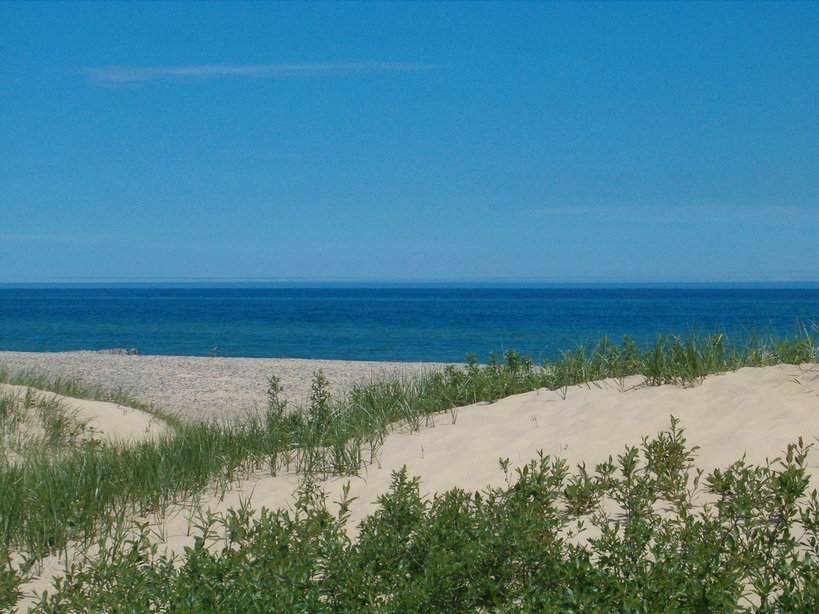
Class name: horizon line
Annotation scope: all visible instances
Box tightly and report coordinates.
[2,279,819,289]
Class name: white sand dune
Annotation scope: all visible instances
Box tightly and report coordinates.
[182,363,819,533]
[14,362,819,609]
[0,383,168,446]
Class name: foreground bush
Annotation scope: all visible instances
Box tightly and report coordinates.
[29,420,819,613]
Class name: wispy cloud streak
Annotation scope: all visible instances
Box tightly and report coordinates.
[84,62,435,84]
[531,203,818,224]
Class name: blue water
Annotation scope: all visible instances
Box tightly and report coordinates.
[1,285,818,363]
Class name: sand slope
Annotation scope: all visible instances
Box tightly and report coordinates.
[203,364,819,529]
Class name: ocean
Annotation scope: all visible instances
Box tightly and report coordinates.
[1,285,818,363]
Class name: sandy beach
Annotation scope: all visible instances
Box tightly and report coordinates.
[3,352,819,608]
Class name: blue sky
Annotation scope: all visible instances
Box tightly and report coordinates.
[1,1,817,283]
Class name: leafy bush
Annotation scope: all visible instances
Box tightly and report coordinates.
[0,546,21,612]
[30,421,819,613]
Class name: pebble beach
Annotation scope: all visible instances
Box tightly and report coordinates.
[0,350,449,423]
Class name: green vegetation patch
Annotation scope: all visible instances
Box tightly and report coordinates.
[0,387,90,466]
[29,420,819,613]
[0,330,817,611]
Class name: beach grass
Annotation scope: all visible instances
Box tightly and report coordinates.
[0,365,182,430]
[0,329,818,610]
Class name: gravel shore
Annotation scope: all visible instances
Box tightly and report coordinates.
[0,351,449,423]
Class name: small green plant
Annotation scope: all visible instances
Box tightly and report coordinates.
[265,374,288,419]
[308,369,332,427]
[0,545,22,611]
[563,462,602,515]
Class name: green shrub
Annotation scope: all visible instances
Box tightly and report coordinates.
[30,421,819,613]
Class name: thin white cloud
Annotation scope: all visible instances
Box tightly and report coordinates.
[531,203,818,224]
[84,61,435,84]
